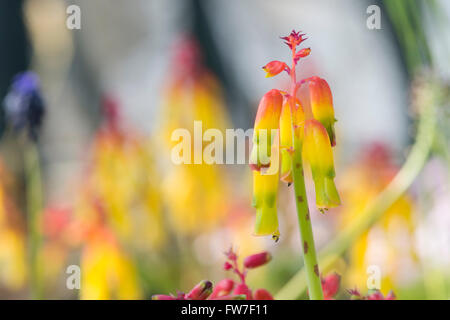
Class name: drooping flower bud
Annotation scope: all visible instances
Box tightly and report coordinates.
[185,280,213,300]
[243,252,272,269]
[233,283,252,300]
[262,61,288,78]
[308,77,336,146]
[250,89,283,171]
[279,99,305,183]
[302,120,340,209]
[294,48,311,64]
[210,279,235,299]
[253,288,274,300]
[321,273,341,300]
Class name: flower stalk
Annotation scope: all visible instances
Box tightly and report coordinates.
[24,141,44,299]
[288,38,324,300]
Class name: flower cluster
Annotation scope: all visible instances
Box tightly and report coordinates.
[348,288,396,300]
[152,248,274,300]
[250,31,340,239]
[321,272,396,300]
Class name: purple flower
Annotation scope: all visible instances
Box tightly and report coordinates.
[3,71,45,141]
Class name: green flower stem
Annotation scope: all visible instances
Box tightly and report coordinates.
[276,89,437,300]
[291,136,324,300]
[24,141,44,299]
[289,43,323,300]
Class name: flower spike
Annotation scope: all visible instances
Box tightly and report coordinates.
[302,119,340,209]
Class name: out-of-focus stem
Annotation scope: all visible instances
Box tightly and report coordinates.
[289,45,323,300]
[277,85,437,300]
[24,141,44,299]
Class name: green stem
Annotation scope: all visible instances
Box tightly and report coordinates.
[276,80,438,300]
[289,42,323,300]
[24,141,44,299]
[291,136,324,300]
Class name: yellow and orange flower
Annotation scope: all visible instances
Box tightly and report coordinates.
[308,77,336,146]
[302,119,340,209]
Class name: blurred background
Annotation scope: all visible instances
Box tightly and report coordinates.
[0,0,449,299]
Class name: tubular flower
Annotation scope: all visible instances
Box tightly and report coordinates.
[250,89,283,171]
[279,98,305,183]
[262,61,288,78]
[308,76,336,146]
[303,120,341,210]
[250,90,283,238]
[252,170,279,237]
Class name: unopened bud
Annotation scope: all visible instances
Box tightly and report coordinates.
[321,273,340,299]
[253,288,274,300]
[223,261,232,270]
[262,61,288,78]
[210,279,235,299]
[186,280,213,300]
[243,252,272,269]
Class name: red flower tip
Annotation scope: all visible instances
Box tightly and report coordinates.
[253,288,274,300]
[321,273,341,299]
[186,280,213,300]
[233,283,252,300]
[281,30,307,49]
[243,252,272,269]
[210,279,235,299]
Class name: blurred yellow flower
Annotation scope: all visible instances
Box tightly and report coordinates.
[82,96,165,250]
[80,227,141,299]
[160,38,231,235]
[0,160,27,291]
[338,144,417,294]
